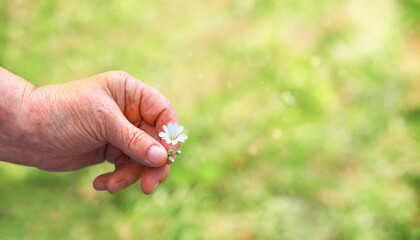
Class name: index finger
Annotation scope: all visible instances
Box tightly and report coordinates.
[139,85,179,135]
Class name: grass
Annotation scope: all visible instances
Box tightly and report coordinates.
[1,0,420,239]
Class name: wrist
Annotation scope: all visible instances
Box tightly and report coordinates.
[0,68,37,166]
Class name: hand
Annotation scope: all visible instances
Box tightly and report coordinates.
[0,69,179,194]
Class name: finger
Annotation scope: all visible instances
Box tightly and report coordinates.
[97,71,143,124]
[140,84,178,129]
[106,112,168,167]
[107,156,146,194]
[96,71,180,167]
[98,70,178,131]
[135,116,183,163]
[162,141,181,151]
[104,144,124,164]
[93,172,113,191]
[93,155,131,192]
[138,109,181,162]
[139,120,159,140]
[141,165,170,195]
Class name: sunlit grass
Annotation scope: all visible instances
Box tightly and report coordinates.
[1,0,420,239]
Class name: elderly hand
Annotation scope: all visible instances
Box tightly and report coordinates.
[0,68,179,194]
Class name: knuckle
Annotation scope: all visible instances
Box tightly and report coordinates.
[127,130,146,150]
[94,105,114,120]
[93,104,116,140]
[107,70,131,83]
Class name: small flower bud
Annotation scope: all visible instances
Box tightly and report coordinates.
[175,150,182,155]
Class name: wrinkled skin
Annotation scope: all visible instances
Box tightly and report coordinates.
[0,68,180,194]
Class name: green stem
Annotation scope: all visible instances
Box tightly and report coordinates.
[167,145,175,163]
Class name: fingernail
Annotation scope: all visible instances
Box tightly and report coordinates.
[110,180,127,194]
[147,146,167,165]
[152,182,159,193]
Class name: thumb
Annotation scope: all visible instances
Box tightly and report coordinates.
[106,113,168,167]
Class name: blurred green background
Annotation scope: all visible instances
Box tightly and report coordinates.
[1,0,420,239]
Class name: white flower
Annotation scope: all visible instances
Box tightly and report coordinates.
[159,123,188,145]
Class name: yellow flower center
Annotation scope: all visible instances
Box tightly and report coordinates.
[170,136,176,141]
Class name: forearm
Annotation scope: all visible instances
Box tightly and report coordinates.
[0,67,37,166]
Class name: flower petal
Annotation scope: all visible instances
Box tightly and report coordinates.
[175,125,184,137]
[165,138,172,144]
[168,123,174,137]
[159,132,168,139]
[176,134,188,142]
[163,125,169,134]
[171,140,178,145]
